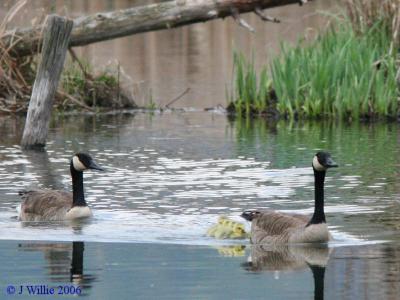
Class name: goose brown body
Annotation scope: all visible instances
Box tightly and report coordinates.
[19,190,74,221]
[249,210,330,244]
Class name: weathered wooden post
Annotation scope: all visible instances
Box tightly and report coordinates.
[21,15,73,149]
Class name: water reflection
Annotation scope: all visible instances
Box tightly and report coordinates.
[243,244,330,300]
[1,241,400,299]
[21,149,63,190]
[0,116,24,146]
[214,245,246,257]
[327,244,400,299]
[18,241,96,291]
[70,242,94,287]
[243,244,330,271]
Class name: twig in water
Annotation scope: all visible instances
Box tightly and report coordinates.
[254,7,280,23]
[165,88,190,108]
[231,7,255,33]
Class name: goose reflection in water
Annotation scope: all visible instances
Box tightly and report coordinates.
[18,242,95,290]
[242,244,331,300]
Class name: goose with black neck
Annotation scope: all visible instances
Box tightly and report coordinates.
[241,151,338,244]
[18,153,104,221]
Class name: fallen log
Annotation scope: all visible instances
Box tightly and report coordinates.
[4,0,306,58]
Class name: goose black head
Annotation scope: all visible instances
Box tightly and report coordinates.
[241,210,261,221]
[72,153,104,172]
[312,152,338,172]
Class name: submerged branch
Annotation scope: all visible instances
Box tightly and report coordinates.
[165,88,191,108]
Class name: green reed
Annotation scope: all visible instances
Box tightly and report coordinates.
[271,19,398,119]
[229,16,399,120]
[228,52,271,116]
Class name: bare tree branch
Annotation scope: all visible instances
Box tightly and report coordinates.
[2,0,310,58]
[254,7,281,23]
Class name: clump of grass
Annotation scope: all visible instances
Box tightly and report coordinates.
[271,18,398,120]
[0,1,137,114]
[146,93,157,110]
[229,8,399,120]
[60,60,135,111]
[227,52,275,117]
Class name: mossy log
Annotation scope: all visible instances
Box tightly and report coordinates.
[4,0,304,58]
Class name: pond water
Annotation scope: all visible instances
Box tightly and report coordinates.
[2,0,400,298]
[0,112,400,299]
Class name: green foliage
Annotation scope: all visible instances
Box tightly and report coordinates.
[271,19,398,119]
[96,73,118,87]
[229,16,399,120]
[61,60,128,109]
[62,61,118,99]
[228,52,272,116]
[146,92,157,110]
[62,63,87,95]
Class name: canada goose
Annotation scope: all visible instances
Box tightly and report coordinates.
[241,151,338,244]
[18,153,103,221]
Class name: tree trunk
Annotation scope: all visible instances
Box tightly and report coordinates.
[21,15,73,149]
[4,0,302,58]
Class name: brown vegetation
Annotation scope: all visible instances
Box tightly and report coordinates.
[344,0,399,50]
[0,1,136,114]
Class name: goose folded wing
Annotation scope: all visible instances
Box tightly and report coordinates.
[20,190,72,215]
[253,211,308,236]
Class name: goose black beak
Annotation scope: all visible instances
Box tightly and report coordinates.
[88,161,104,171]
[325,157,338,168]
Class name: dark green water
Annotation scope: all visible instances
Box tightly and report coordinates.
[0,112,399,299]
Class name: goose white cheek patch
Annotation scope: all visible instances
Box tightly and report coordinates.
[312,156,326,171]
[72,156,86,171]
